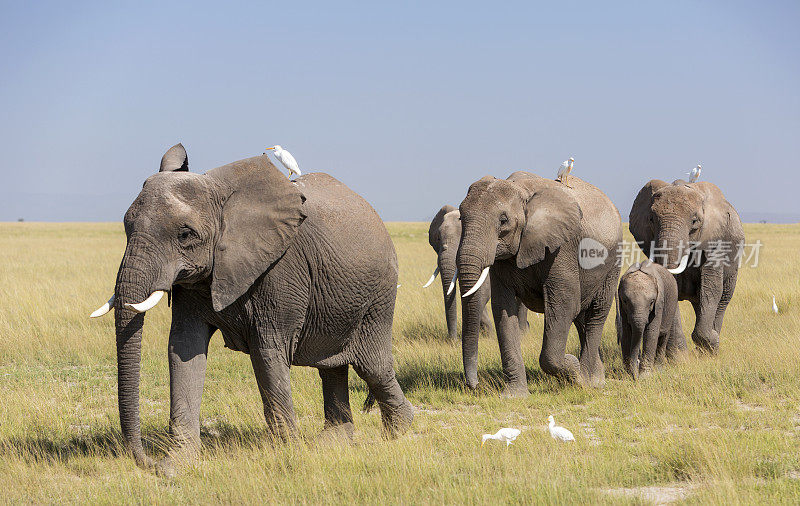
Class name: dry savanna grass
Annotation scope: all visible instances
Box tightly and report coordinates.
[1,222,799,503]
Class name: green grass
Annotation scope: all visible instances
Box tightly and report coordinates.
[1,222,799,503]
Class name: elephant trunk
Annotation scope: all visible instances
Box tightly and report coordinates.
[652,225,690,272]
[115,276,151,467]
[623,321,646,380]
[113,245,163,469]
[456,239,495,389]
[438,253,459,340]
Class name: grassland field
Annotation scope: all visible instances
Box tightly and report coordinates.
[0,222,799,504]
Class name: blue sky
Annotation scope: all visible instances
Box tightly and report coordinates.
[1,0,798,222]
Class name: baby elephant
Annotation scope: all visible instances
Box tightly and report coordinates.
[616,261,687,379]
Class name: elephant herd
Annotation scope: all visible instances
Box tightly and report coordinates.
[90,144,743,473]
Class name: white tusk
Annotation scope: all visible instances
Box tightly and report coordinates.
[462,267,490,298]
[89,295,115,318]
[667,254,689,274]
[422,266,440,288]
[124,290,166,313]
[446,268,458,295]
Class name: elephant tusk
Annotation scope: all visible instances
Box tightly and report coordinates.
[422,266,440,288]
[446,268,458,295]
[124,290,166,313]
[462,267,489,298]
[89,295,115,318]
[667,254,689,274]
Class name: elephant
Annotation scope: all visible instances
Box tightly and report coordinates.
[616,260,687,379]
[629,179,744,353]
[90,144,413,472]
[425,205,528,340]
[455,172,622,393]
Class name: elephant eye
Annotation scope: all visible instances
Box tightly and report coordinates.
[178,226,197,243]
[499,214,509,226]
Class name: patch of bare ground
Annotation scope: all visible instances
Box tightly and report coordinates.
[604,483,696,505]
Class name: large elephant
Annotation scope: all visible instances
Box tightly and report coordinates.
[456,172,622,393]
[629,179,744,353]
[425,205,528,340]
[91,144,413,472]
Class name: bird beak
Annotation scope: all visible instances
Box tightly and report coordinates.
[265,147,275,150]
[481,440,485,447]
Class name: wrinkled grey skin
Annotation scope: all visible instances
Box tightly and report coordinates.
[629,179,744,353]
[616,261,687,379]
[456,172,622,394]
[428,205,528,340]
[111,144,412,473]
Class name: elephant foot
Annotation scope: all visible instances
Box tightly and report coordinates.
[155,457,178,478]
[691,329,720,355]
[578,355,606,388]
[666,347,690,363]
[318,422,354,444]
[541,353,581,384]
[500,382,530,398]
[381,399,414,439]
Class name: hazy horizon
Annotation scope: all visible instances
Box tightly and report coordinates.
[1,1,798,224]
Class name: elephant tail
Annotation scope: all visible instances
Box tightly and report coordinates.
[362,391,376,413]
[615,290,622,345]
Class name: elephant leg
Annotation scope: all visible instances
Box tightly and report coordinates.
[250,347,297,441]
[713,268,738,335]
[160,300,214,475]
[666,305,688,360]
[638,313,663,379]
[353,308,412,438]
[489,275,528,397]
[516,301,529,334]
[318,365,354,439]
[539,282,582,384]
[352,360,413,439]
[690,263,723,353]
[574,269,616,386]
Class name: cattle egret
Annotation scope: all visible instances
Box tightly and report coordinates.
[547,415,575,442]
[481,428,521,448]
[687,164,701,183]
[265,145,302,178]
[557,157,574,187]
[772,295,779,314]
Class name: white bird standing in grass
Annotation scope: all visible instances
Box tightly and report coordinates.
[265,145,302,178]
[547,415,575,442]
[557,157,574,188]
[481,428,521,448]
[687,164,701,183]
[772,295,779,314]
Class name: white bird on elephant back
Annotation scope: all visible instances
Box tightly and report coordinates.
[265,145,302,178]
[687,164,701,183]
[556,157,574,188]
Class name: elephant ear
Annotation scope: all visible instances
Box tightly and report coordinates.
[515,183,582,269]
[206,155,306,311]
[429,205,456,249]
[160,143,189,172]
[692,182,743,247]
[629,179,668,256]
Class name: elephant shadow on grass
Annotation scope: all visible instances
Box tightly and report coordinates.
[392,361,560,397]
[1,422,270,465]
